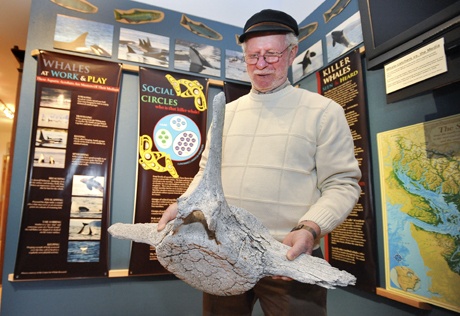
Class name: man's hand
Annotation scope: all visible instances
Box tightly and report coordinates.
[283,221,320,260]
[272,221,321,281]
[157,202,178,231]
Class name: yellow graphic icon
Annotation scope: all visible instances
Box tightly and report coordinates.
[138,134,179,178]
[166,74,207,111]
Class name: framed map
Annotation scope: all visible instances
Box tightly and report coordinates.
[377,114,460,313]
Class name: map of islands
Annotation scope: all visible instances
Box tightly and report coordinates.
[377,114,460,313]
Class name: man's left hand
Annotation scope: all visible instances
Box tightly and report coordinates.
[272,221,320,281]
[283,221,320,260]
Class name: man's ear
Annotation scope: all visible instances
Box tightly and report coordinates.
[288,45,299,65]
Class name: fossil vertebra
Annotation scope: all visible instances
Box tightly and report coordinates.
[109,92,356,296]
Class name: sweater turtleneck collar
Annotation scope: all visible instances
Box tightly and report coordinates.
[248,82,293,103]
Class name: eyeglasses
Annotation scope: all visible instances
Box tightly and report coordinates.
[244,45,292,65]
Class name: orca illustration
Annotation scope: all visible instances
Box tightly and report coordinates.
[36,130,63,146]
[79,206,90,212]
[126,39,169,62]
[138,37,155,52]
[126,45,137,54]
[88,44,110,57]
[331,30,351,48]
[189,46,217,73]
[298,50,317,74]
[80,176,104,193]
[77,221,101,236]
[54,32,110,57]
[54,32,88,51]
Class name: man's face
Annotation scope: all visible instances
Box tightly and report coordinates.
[244,33,297,93]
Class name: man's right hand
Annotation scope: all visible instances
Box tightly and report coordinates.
[157,202,178,231]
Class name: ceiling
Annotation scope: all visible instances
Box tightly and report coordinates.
[0,0,323,130]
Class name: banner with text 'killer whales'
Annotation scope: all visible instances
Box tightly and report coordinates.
[14,50,122,280]
[129,68,209,275]
[317,49,378,292]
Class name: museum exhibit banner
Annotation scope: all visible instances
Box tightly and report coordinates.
[317,49,378,292]
[14,50,122,280]
[377,114,460,313]
[129,68,209,275]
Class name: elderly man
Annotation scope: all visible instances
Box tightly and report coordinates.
[159,9,361,316]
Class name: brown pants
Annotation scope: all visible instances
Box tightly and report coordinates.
[203,249,327,316]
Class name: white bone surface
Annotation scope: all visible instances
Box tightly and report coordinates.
[109,92,356,295]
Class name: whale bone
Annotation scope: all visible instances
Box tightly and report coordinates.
[109,92,356,295]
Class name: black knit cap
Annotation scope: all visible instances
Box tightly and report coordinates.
[238,9,299,43]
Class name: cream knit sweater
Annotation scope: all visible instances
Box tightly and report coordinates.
[183,85,361,242]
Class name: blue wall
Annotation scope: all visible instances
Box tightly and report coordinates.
[2,0,459,315]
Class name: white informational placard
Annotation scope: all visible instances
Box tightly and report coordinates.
[384,38,447,94]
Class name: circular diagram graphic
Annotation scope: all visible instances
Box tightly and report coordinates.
[153,114,201,161]
[173,131,199,157]
[170,115,187,131]
[154,128,173,149]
